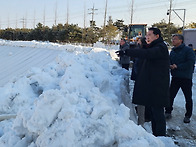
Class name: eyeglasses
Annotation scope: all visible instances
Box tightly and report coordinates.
[171,38,180,41]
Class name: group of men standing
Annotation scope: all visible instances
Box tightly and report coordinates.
[116,28,195,137]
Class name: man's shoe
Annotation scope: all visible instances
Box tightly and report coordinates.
[183,116,190,123]
[165,113,172,119]
[145,118,151,122]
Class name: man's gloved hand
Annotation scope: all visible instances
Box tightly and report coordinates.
[115,50,126,56]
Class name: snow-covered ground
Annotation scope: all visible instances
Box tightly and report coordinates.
[0,40,194,147]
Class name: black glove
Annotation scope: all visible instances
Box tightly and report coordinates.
[115,50,126,56]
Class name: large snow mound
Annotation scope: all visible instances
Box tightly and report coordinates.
[0,40,176,147]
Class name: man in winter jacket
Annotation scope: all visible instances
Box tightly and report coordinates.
[116,28,170,136]
[165,34,195,123]
[118,39,130,70]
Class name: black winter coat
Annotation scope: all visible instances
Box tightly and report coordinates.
[126,37,170,107]
[130,57,143,81]
[119,43,130,64]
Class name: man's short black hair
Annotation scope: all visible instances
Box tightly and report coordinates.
[172,34,184,43]
[148,27,162,37]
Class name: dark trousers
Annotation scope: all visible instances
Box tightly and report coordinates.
[145,106,151,121]
[122,64,129,70]
[150,106,166,136]
[165,77,193,118]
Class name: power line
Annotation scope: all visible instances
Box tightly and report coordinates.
[88,4,98,27]
[20,17,25,29]
[1,0,195,29]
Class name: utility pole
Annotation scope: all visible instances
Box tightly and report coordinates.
[54,1,57,26]
[7,15,10,28]
[66,0,69,25]
[84,1,86,28]
[88,4,98,46]
[128,0,134,41]
[34,10,36,28]
[43,6,46,26]
[82,1,86,43]
[103,0,108,28]
[167,0,186,36]
[167,0,172,42]
[183,9,186,34]
[15,14,18,28]
[103,0,108,42]
[88,4,98,27]
[25,12,27,28]
[130,0,134,25]
[21,17,25,29]
[170,9,186,35]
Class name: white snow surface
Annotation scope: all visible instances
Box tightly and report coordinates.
[0,40,178,147]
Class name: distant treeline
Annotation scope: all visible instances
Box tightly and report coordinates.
[1,20,195,45]
[0,23,102,44]
[0,21,122,44]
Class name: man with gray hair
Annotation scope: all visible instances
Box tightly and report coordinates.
[165,34,195,123]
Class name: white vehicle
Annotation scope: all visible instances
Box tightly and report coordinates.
[184,28,196,48]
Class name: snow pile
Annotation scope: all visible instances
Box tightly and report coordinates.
[93,42,119,50]
[0,42,176,147]
[0,39,93,53]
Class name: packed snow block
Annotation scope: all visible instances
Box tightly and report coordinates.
[120,73,137,124]
[26,90,64,134]
[30,81,43,96]
[91,101,112,119]
[0,114,16,121]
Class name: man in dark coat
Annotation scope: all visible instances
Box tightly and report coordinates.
[119,39,130,70]
[116,28,170,136]
[165,34,195,123]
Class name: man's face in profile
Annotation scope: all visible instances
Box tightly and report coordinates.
[146,30,159,44]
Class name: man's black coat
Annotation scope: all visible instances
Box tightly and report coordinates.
[127,37,170,107]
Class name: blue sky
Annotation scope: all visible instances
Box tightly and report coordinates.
[0,0,195,29]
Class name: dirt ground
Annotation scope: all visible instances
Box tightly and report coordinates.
[127,77,196,147]
[165,105,196,147]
